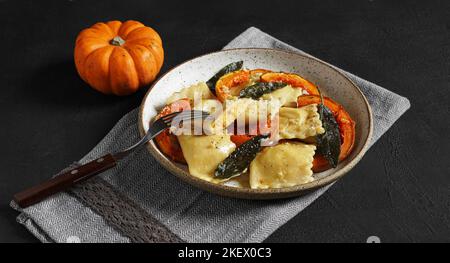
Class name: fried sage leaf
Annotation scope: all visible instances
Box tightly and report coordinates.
[316,104,341,168]
[206,61,244,94]
[215,134,269,179]
[238,82,287,99]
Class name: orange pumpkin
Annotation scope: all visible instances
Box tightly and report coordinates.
[215,70,250,102]
[229,116,272,147]
[74,20,164,95]
[154,99,191,163]
[215,69,272,102]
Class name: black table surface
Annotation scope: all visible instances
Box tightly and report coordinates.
[1,0,448,243]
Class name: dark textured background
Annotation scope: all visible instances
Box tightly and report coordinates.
[0,0,449,243]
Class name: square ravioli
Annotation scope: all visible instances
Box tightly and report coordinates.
[178,134,236,183]
[250,142,316,189]
[166,82,215,104]
[261,85,303,107]
[278,104,325,139]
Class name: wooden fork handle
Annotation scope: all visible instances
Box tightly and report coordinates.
[13,154,117,208]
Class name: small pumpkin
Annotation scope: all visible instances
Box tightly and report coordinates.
[74,20,164,95]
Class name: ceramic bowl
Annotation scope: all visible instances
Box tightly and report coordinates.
[139,48,373,199]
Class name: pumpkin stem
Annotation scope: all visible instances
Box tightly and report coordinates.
[110,36,125,46]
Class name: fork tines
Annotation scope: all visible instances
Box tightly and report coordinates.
[161,110,209,126]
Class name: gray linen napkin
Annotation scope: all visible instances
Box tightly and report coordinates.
[11,27,410,243]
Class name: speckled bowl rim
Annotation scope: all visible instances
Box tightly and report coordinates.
[138,48,373,199]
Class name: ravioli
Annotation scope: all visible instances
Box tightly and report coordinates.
[249,142,316,189]
[262,85,303,107]
[166,82,215,104]
[191,98,279,136]
[200,98,254,134]
[193,99,222,114]
[278,104,325,140]
[178,134,236,182]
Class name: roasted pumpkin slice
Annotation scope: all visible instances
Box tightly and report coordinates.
[261,72,320,96]
[250,69,271,75]
[297,95,356,172]
[215,70,250,102]
[206,61,243,94]
[154,98,191,163]
[230,134,254,148]
[249,68,271,82]
[229,117,272,147]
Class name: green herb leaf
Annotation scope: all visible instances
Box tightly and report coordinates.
[206,61,244,95]
[316,104,341,168]
[238,82,287,99]
[215,134,269,179]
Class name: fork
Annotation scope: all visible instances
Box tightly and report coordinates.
[13,110,209,208]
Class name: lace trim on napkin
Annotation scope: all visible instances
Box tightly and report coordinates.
[64,163,183,243]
